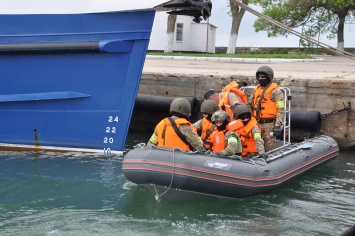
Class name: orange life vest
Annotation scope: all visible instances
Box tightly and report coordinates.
[235,117,261,156]
[226,119,244,132]
[251,83,279,119]
[155,117,191,151]
[201,117,216,150]
[219,81,247,120]
[210,130,226,153]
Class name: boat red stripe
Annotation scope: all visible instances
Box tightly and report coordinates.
[123,151,338,187]
[123,148,339,183]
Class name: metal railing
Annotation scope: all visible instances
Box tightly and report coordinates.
[240,86,292,151]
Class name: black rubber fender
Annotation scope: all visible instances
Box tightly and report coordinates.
[134,94,200,115]
[340,223,355,236]
[290,110,321,131]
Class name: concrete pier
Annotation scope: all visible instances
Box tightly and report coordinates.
[134,55,355,150]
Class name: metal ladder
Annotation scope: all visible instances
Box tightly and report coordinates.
[240,86,292,160]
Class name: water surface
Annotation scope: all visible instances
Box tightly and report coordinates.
[0,131,354,236]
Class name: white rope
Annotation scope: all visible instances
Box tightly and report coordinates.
[233,0,355,61]
[154,147,177,203]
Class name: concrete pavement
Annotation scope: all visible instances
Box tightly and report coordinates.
[143,55,355,80]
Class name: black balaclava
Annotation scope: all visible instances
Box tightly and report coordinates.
[238,113,251,126]
[257,72,270,87]
[242,119,249,126]
[216,120,228,131]
[206,114,212,121]
[242,116,251,126]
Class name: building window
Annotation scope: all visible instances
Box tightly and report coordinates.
[176,23,183,42]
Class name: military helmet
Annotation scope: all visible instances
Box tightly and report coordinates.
[200,100,219,115]
[233,105,251,120]
[211,110,230,123]
[256,66,274,81]
[170,98,191,117]
[203,89,216,100]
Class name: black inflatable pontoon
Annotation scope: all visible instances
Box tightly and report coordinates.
[123,87,339,202]
[122,135,339,202]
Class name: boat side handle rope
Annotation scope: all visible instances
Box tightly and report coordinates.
[154,147,177,203]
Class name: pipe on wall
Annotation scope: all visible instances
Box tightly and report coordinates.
[134,94,200,115]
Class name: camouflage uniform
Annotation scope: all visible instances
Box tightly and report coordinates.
[221,130,243,156]
[250,85,285,152]
[251,125,266,155]
[148,116,205,152]
[149,97,205,152]
[192,119,202,130]
[210,110,242,156]
[264,87,284,152]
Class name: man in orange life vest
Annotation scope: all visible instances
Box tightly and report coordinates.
[193,100,219,150]
[203,81,247,121]
[148,98,205,152]
[210,110,242,156]
[231,105,268,159]
[250,66,285,152]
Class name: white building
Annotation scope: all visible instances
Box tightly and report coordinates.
[148,12,217,53]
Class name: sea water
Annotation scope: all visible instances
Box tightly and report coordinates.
[0,131,354,236]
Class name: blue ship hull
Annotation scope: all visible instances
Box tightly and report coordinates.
[0,11,155,155]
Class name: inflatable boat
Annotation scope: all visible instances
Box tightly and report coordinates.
[122,135,339,202]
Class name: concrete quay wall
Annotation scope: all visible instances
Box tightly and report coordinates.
[133,56,355,150]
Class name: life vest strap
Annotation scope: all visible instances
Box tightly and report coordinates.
[167,117,191,148]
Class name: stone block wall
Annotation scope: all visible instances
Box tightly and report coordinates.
[134,73,355,149]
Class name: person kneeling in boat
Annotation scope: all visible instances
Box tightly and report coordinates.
[148,98,205,152]
[193,100,219,150]
[210,110,242,156]
[230,105,268,159]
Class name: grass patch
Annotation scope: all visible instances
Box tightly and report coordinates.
[147,52,312,59]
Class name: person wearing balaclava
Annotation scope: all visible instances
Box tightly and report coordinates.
[209,110,242,156]
[250,66,285,152]
[230,105,267,159]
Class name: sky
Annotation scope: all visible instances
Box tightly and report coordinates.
[0,0,353,48]
[209,0,355,48]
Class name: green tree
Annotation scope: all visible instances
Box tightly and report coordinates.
[251,0,355,51]
[227,0,249,54]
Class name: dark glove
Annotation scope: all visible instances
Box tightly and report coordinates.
[272,125,283,138]
[260,153,269,160]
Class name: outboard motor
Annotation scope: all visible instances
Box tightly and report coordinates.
[154,0,212,23]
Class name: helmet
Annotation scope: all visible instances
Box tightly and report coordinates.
[200,100,219,115]
[211,110,230,123]
[233,105,251,120]
[256,66,274,81]
[203,89,216,100]
[170,98,191,117]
